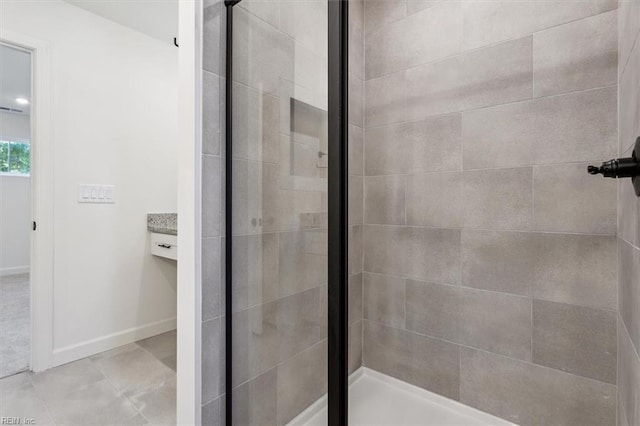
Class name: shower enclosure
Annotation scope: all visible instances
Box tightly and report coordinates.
[212,0,627,425]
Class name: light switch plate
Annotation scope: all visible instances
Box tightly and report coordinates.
[78,184,115,204]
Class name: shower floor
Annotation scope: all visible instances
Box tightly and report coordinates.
[288,368,515,426]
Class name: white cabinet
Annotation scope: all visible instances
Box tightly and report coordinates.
[150,232,177,260]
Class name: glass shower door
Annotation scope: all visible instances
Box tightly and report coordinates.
[226,1,331,424]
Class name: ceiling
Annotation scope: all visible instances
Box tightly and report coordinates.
[64,0,178,44]
[0,44,31,116]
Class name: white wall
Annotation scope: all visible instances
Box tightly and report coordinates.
[0,111,31,275]
[1,0,178,364]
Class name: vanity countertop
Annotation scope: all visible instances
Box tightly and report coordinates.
[147,213,177,236]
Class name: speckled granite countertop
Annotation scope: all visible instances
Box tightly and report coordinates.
[147,213,177,235]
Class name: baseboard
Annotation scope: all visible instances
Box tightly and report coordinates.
[51,317,176,367]
[0,266,29,276]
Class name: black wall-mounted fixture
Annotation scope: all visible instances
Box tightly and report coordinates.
[588,137,640,197]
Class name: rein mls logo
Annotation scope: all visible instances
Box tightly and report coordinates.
[1,418,35,425]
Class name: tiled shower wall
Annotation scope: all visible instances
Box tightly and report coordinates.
[361,1,620,425]
[200,0,365,424]
[617,2,640,426]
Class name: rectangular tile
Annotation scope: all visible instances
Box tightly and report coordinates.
[349,73,364,127]
[532,233,617,310]
[364,114,462,176]
[406,37,532,120]
[350,175,364,225]
[363,273,405,328]
[231,233,279,312]
[349,225,363,275]
[407,171,463,228]
[619,37,640,156]
[365,72,406,127]
[533,11,618,97]
[231,303,278,387]
[349,320,363,375]
[619,0,640,79]
[363,321,460,400]
[463,0,618,51]
[533,300,616,384]
[203,71,220,155]
[406,280,462,342]
[349,273,364,325]
[364,226,461,284]
[364,175,406,225]
[349,0,365,81]
[533,162,617,234]
[463,87,617,169]
[463,231,617,308]
[277,341,327,425]
[618,172,640,247]
[203,0,222,74]
[463,168,533,231]
[364,0,406,35]
[460,347,617,426]
[365,17,406,79]
[279,0,327,58]
[203,155,221,237]
[278,230,327,297]
[277,288,323,362]
[459,288,532,361]
[619,239,640,353]
[618,317,640,426]
[232,369,277,426]
[203,237,221,321]
[231,160,280,235]
[404,1,462,69]
[349,124,364,176]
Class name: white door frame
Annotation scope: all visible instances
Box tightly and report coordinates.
[0,30,54,372]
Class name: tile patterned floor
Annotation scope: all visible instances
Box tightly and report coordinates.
[0,330,176,425]
[0,273,30,378]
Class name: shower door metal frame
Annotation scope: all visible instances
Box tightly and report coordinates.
[223,0,348,424]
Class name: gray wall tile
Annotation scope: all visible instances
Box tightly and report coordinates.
[203,237,222,321]
[619,239,640,353]
[349,74,364,127]
[231,233,279,313]
[618,174,639,247]
[406,37,532,120]
[365,72,406,127]
[277,341,327,426]
[533,11,618,98]
[363,321,460,400]
[462,231,617,308]
[202,397,221,426]
[460,347,617,426]
[277,288,323,362]
[365,18,406,79]
[349,125,364,176]
[459,288,532,362]
[349,320,363,375]
[203,71,221,155]
[618,317,640,426]
[618,0,640,78]
[349,273,364,326]
[364,0,406,36]
[619,38,640,155]
[231,160,279,235]
[406,280,462,342]
[463,0,618,51]
[349,175,364,225]
[232,369,277,426]
[364,114,462,176]
[232,303,278,387]
[349,225,363,275]
[363,273,405,328]
[404,2,462,70]
[202,318,223,403]
[364,175,406,225]
[533,300,617,384]
[463,87,617,169]
[203,0,223,74]
[203,155,222,238]
[533,162,617,234]
[407,171,463,228]
[463,168,533,231]
[532,233,617,310]
[278,230,327,297]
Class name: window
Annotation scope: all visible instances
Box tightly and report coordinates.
[0,140,30,175]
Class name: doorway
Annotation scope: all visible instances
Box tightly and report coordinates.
[0,42,32,379]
